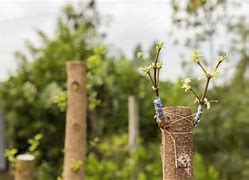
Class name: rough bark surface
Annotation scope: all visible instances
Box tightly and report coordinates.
[128,95,139,151]
[63,61,87,180]
[157,106,194,180]
[15,154,35,180]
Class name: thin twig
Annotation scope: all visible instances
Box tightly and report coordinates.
[147,72,156,87]
[147,72,159,97]
[215,61,222,69]
[156,68,160,87]
[200,76,211,104]
[190,88,201,102]
[153,48,161,97]
[197,62,208,75]
[154,48,161,65]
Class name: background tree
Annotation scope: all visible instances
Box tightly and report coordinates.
[0,3,101,178]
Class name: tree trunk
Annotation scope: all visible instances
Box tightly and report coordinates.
[63,61,87,180]
[128,95,139,151]
[15,154,35,180]
[157,106,194,180]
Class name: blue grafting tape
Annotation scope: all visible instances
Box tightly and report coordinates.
[154,97,165,120]
[194,104,203,125]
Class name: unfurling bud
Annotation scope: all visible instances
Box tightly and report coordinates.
[191,49,202,63]
[156,41,165,50]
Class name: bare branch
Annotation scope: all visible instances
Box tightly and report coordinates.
[197,62,208,75]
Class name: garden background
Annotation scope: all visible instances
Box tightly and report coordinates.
[0,0,249,179]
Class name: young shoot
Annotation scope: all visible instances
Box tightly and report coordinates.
[138,41,165,97]
[182,50,227,110]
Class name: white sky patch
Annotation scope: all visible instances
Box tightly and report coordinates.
[0,0,183,81]
[0,0,246,82]
[0,2,26,20]
[0,1,64,80]
[97,0,186,81]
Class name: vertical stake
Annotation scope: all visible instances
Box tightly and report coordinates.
[15,154,35,180]
[63,61,87,180]
[128,95,139,151]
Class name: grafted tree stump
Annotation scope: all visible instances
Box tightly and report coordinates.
[157,106,194,180]
[15,154,35,180]
[63,61,87,180]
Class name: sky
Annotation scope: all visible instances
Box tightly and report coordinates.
[0,1,64,80]
[0,0,190,81]
[0,1,246,85]
[1,0,246,82]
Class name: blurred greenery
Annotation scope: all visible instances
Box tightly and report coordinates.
[0,1,249,180]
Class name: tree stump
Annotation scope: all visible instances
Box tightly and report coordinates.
[157,106,194,180]
[15,154,35,180]
[128,95,139,151]
[63,61,87,180]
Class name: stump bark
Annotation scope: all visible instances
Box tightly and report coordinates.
[15,154,35,180]
[158,106,194,180]
[63,61,87,180]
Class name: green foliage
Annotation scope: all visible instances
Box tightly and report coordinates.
[0,3,99,178]
[40,82,65,110]
[0,3,151,178]
[71,160,83,172]
[194,82,249,179]
[86,45,108,111]
[86,134,162,180]
[38,161,62,180]
[170,1,249,178]
[86,135,220,180]
[5,149,18,168]
[194,153,219,180]
[53,91,67,112]
[28,133,43,156]
[5,133,43,170]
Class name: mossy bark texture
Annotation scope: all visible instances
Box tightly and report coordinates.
[158,106,194,180]
[63,61,87,180]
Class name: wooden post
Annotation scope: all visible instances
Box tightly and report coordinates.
[128,95,139,151]
[15,154,35,180]
[63,61,87,180]
[0,112,6,171]
[157,106,194,180]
